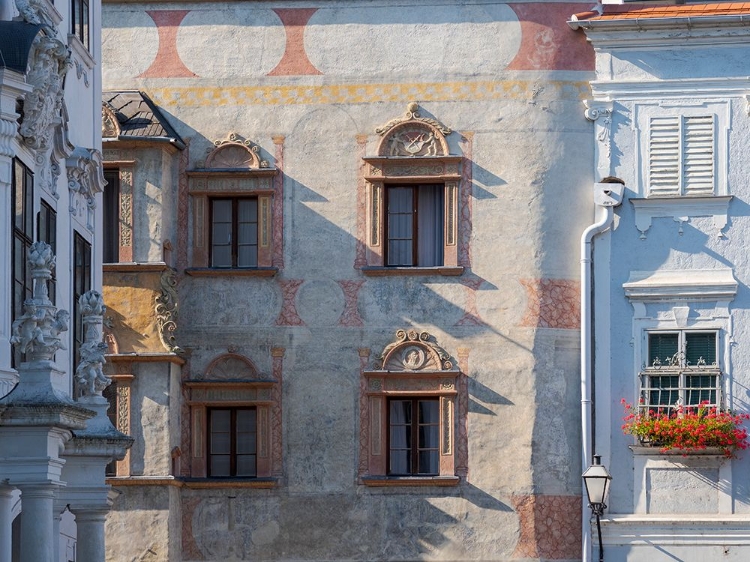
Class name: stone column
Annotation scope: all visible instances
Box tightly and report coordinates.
[0,485,14,562]
[72,509,108,562]
[18,485,56,562]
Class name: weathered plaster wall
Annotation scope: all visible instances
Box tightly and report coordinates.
[102,1,596,560]
[103,271,163,353]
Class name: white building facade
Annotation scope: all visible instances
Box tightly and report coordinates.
[0,0,130,560]
[573,4,750,562]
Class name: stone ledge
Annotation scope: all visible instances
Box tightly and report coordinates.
[360,476,460,487]
[185,267,278,278]
[361,266,464,277]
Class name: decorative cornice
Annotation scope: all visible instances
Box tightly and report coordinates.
[630,196,732,239]
[376,102,451,136]
[623,268,738,302]
[66,147,105,229]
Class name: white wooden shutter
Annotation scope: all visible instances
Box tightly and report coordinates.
[682,115,715,196]
[648,114,715,197]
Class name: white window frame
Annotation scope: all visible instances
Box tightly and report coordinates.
[639,329,722,414]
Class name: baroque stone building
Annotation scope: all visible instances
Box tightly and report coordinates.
[99,1,750,561]
[0,0,131,559]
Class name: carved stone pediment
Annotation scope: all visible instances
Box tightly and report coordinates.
[201,353,259,381]
[375,102,452,158]
[204,132,269,169]
[67,147,105,229]
[102,105,121,139]
[20,34,70,151]
[378,329,456,372]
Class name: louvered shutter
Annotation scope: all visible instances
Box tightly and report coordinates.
[648,114,715,196]
[682,115,715,196]
[685,332,717,366]
[648,332,678,367]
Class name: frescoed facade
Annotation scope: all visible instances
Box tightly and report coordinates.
[98,1,750,561]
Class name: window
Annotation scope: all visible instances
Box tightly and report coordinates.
[208,407,257,477]
[360,330,466,485]
[71,0,90,49]
[185,352,282,482]
[386,185,443,267]
[73,233,91,372]
[640,331,721,415]
[210,198,258,268]
[389,398,439,475]
[362,103,463,275]
[38,201,57,303]
[103,169,120,263]
[12,159,33,368]
[186,133,278,275]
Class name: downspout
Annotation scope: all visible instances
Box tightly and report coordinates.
[581,180,624,562]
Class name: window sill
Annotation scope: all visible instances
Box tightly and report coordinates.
[361,266,464,277]
[180,477,278,489]
[629,445,727,458]
[185,267,278,277]
[630,195,732,239]
[68,34,95,69]
[361,476,460,487]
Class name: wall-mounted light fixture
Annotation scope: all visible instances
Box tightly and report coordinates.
[582,454,612,562]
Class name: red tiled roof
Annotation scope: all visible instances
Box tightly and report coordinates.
[573,3,750,22]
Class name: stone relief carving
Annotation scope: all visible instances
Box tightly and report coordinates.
[66,147,105,230]
[20,34,70,151]
[584,99,613,159]
[375,102,452,158]
[75,290,112,398]
[203,354,258,381]
[379,329,455,371]
[102,105,120,138]
[204,132,269,169]
[10,242,69,361]
[74,59,89,87]
[155,267,184,354]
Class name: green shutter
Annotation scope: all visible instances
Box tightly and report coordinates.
[686,332,716,366]
[648,333,678,366]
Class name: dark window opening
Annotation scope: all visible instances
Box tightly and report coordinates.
[210,198,258,268]
[103,170,120,263]
[388,398,439,476]
[208,407,257,477]
[386,185,443,267]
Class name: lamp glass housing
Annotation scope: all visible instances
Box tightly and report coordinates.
[582,456,612,509]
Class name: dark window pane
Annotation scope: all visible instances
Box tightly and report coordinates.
[103,170,120,263]
[211,410,231,431]
[686,332,716,366]
[419,400,439,424]
[389,451,409,475]
[417,185,443,267]
[648,333,678,366]
[210,456,230,477]
[418,451,439,475]
[236,455,256,477]
[390,400,411,424]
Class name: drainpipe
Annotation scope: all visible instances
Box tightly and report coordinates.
[581,179,624,562]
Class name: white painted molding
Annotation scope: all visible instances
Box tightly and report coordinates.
[623,268,738,302]
[591,78,750,101]
[601,515,750,546]
[630,196,732,239]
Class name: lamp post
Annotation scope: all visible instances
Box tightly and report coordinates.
[582,455,612,562]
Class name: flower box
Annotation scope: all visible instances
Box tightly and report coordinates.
[621,399,750,458]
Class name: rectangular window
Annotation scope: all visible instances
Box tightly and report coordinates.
[648,114,715,197]
[208,407,257,477]
[11,159,33,368]
[386,185,444,267]
[641,331,721,415]
[71,0,90,50]
[388,398,440,476]
[73,233,91,371]
[38,201,57,304]
[103,170,120,263]
[210,198,258,268]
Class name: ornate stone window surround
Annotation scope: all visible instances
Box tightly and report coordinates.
[184,354,279,483]
[631,101,731,239]
[362,103,464,276]
[360,330,462,486]
[186,133,278,277]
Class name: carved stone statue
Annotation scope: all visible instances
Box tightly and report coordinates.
[75,290,113,399]
[10,242,69,361]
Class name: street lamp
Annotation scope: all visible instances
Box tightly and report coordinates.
[582,455,612,562]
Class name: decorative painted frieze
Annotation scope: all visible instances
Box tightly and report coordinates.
[10,242,69,361]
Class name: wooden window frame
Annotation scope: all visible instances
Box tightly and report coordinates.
[207,406,258,478]
[209,197,259,269]
[387,397,440,476]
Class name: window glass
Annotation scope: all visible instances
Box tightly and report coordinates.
[210,198,258,268]
[389,398,439,476]
[208,408,257,477]
[103,170,120,263]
